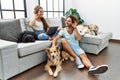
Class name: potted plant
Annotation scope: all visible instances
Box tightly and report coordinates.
[66,8,84,25]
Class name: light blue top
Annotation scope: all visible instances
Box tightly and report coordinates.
[58,28,79,46]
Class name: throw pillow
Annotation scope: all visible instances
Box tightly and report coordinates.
[24,18,34,32]
[0,19,22,42]
[61,17,66,28]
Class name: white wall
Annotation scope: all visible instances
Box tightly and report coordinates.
[72,0,120,39]
[65,0,72,12]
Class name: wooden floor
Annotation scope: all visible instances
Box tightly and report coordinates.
[9,41,120,80]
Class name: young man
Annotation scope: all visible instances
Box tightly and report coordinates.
[52,15,108,75]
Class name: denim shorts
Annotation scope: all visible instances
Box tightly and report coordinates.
[35,30,59,40]
[69,43,85,56]
[58,39,85,56]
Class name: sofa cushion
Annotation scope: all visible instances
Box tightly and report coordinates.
[23,18,34,32]
[46,17,62,28]
[18,40,51,57]
[19,18,26,32]
[61,17,66,28]
[0,19,22,42]
[80,32,113,45]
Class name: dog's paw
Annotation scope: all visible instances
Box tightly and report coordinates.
[53,72,58,77]
[48,70,53,76]
[64,56,69,60]
[69,57,75,61]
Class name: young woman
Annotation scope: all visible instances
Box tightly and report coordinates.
[29,5,59,40]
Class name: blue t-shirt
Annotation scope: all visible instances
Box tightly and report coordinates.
[58,28,79,46]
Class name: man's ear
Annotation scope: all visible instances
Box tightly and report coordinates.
[45,48,50,53]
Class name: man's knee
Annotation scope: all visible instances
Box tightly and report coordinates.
[61,38,67,44]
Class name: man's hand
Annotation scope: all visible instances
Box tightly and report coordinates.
[72,22,77,29]
[51,45,56,49]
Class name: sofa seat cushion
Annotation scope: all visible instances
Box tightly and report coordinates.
[18,40,51,57]
[80,32,113,45]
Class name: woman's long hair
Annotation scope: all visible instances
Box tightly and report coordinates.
[34,5,49,32]
[41,17,48,32]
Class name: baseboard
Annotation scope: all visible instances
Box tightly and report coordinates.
[110,39,120,43]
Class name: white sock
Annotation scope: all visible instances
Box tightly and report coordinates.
[89,66,96,70]
[75,57,83,65]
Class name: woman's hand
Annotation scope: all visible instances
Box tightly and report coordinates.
[34,14,39,19]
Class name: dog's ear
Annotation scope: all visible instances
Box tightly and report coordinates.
[45,48,50,53]
[56,45,60,51]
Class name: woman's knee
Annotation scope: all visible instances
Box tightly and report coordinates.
[38,33,49,40]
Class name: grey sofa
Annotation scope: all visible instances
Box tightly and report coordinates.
[80,32,113,54]
[0,17,112,80]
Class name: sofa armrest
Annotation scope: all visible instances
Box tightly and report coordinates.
[0,39,17,50]
[0,39,19,80]
[80,32,113,45]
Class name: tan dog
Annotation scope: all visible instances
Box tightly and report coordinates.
[45,46,74,77]
[61,50,74,61]
[89,24,99,35]
[77,24,99,36]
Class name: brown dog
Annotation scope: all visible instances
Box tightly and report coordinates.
[45,46,74,77]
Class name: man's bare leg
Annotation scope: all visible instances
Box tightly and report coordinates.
[61,38,108,74]
[79,53,93,68]
[61,38,77,58]
[79,53,108,75]
[61,38,84,68]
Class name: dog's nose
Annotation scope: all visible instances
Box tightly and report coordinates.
[52,55,55,59]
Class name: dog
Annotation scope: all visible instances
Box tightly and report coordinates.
[17,31,37,43]
[77,24,99,36]
[89,24,99,35]
[45,46,74,77]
